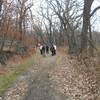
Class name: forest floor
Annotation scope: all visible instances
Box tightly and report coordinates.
[1,49,100,100]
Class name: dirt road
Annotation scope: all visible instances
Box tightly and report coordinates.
[4,53,67,100]
[4,52,100,100]
[25,54,67,100]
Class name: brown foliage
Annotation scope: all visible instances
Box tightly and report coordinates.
[58,46,68,54]
[0,68,7,75]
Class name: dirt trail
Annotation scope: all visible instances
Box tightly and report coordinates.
[3,51,100,100]
[3,53,67,100]
[25,54,67,100]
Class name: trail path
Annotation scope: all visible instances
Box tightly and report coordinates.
[25,54,67,100]
[3,53,67,100]
[3,51,100,100]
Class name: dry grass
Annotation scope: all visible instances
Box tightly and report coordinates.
[0,51,36,96]
[58,46,68,54]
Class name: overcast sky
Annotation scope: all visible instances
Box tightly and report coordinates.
[32,0,100,32]
[92,0,100,32]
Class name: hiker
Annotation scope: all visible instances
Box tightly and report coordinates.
[39,45,43,55]
[53,44,56,55]
[42,45,46,56]
[50,45,56,56]
[46,45,49,54]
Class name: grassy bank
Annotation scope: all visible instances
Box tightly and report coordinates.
[0,55,35,96]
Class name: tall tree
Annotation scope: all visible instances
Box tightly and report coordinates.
[0,0,3,27]
[81,0,94,54]
[46,0,82,53]
[0,0,3,13]
[17,0,33,41]
[81,0,100,56]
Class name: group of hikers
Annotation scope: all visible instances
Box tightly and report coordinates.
[39,44,56,56]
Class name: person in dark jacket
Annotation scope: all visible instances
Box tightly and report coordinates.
[42,45,46,56]
[46,45,49,54]
[50,45,56,56]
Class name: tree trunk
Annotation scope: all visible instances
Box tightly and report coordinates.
[0,35,6,53]
[81,0,94,55]
[9,39,14,51]
[19,19,23,41]
[0,0,3,13]
[0,0,3,27]
[88,20,94,56]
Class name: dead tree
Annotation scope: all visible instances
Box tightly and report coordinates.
[81,0,100,56]
[17,0,33,41]
[81,0,94,55]
[46,0,82,54]
[0,0,3,13]
[38,2,55,45]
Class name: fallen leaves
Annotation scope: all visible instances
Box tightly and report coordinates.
[49,55,100,100]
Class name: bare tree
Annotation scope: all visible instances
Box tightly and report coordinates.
[16,0,33,41]
[81,0,94,55]
[81,0,100,56]
[39,2,55,44]
[46,0,82,53]
[0,0,14,52]
[0,0,3,13]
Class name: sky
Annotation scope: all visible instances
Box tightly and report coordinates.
[92,0,100,32]
[32,0,100,32]
[77,0,100,32]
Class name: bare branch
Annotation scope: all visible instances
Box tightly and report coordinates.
[90,6,100,17]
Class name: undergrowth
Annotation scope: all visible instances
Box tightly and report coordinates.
[0,54,35,96]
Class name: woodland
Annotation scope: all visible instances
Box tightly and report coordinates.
[0,0,100,99]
